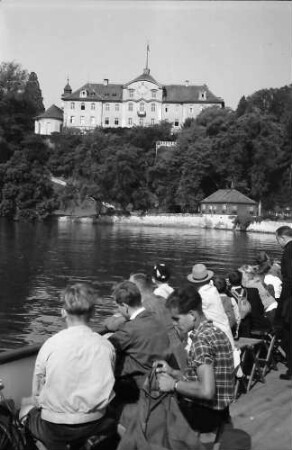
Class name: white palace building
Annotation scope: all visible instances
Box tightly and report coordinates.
[35,57,224,135]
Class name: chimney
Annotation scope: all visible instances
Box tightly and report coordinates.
[103,78,109,86]
[185,80,189,87]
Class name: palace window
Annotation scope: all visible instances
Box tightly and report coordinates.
[128,118,133,126]
[70,102,75,109]
[151,118,155,125]
[91,103,95,110]
[115,104,119,111]
[129,89,134,98]
[128,103,133,111]
[139,102,145,112]
[90,116,96,126]
[174,119,179,127]
[69,116,75,124]
[105,103,110,111]
[139,118,144,126]
[151,103,156,112]
[105,117,109,125]
[165,105,168,113]
[80,116,85,126]
[232,205,238,214]
[190,106,193,114]
[114,118,119,126]
[151,90,157,99]
[81,102,85,110]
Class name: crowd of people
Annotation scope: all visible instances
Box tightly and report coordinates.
[20,226,292,450]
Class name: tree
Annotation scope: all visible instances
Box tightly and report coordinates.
[24,72,45,115]
[0,135,57,220]
[0,61,28,96]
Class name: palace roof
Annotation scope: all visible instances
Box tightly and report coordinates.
[35,104,63,120]
[124,69,161,88]
[63,83,124,101]
[201,189,256,205]
[163,85,223,104]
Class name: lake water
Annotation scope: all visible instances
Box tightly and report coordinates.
[0,219,282,351]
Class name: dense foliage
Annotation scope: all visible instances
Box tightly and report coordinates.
[0,60,291,219]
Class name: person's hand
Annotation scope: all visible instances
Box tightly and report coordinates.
[156,373,176,392]
[153,360,172,374]
[104,315,127,331]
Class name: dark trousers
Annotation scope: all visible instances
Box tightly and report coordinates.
[178,399,231,433]
[26,407,117,450]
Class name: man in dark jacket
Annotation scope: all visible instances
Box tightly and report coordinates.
[276,226,292,380]
[108,281,172,426]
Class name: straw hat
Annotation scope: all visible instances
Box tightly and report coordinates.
[187,263,214,284]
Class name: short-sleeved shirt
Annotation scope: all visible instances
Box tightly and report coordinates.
[184,320,234,410]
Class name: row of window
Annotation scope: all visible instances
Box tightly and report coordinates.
[69,116,159,126]
[70,102,198,114]
[201,205,255,214]
[79,89,158,99]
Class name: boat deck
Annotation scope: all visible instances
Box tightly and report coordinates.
[230,362,291,450]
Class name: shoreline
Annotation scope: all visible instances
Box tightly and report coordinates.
[55,213,292,235]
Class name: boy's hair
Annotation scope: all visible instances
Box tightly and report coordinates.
[276,226,292,238]
[228,270,243,286]
[112,281,142,307]
[213,276,227,293]
[61,283,96,318]
[166,285,202,315]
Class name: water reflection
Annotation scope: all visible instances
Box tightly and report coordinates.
[0,219,282,350]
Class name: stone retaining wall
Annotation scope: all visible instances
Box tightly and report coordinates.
[57,213,292,234]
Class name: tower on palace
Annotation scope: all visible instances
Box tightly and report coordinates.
[35,51,224,135]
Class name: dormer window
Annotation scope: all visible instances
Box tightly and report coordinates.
[199,90,207,101]
[90,91,96,97]
[129,89,134,98]
[81,102,85,110]
[80,90,87,98]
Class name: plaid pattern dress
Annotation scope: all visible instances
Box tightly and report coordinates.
[184,320,235,410]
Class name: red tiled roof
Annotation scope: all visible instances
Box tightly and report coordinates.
[64,83,123,101]
[201,189,256,205]
[35,104,63,120]
[162,85,223,103]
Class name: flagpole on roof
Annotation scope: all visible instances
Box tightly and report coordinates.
[146,42,150,71]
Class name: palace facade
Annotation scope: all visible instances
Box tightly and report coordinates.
[35,65,224,134]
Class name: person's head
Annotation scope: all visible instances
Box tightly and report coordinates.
[213,276,227,294]
[152,263,170,284]
[228,270,242,287]
[61,283,96,323]
[129,272,154,294]
[166,285,203,334]
[186,263,214,287]
[276,226,292,248]
[112,280,142,318]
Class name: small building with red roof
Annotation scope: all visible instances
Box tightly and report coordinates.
[200,189,258,216]
[35,104,63,135]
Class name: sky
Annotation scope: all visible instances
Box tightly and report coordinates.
[0,0,291,110]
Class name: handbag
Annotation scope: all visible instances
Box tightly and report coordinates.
[117,368,205,450]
